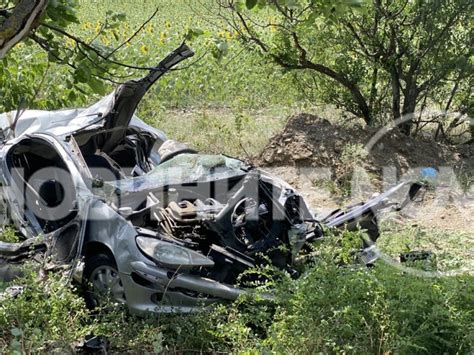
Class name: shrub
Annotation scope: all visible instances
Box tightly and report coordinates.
[0,268,93,353]
[0,236,472,353]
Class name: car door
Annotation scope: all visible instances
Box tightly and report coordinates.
[0,133,93,280]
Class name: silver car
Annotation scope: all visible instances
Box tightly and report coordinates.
[0,44,421,313]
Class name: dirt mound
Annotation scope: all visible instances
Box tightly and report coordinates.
[258,113,471,177]
[258,113,473,232]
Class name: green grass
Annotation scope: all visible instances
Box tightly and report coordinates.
[377,223,474,275]
[0,282,7,293]
[139,106,289,156]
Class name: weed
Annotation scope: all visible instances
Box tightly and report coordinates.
[0,227,21,243]
[0,234,472,353]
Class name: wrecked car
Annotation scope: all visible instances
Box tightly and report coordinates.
[0,44,423,313]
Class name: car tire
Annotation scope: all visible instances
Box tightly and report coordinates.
[82,253,126,309]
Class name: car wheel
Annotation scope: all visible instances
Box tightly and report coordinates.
[83,253,126,309]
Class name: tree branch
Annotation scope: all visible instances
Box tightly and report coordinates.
[31,33,123,84]
[289,31,372,124]
[40,22,160,71]
[0,0,48,58]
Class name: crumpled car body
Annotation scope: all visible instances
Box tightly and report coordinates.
[0,44,421,313]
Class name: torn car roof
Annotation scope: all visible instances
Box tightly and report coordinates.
[0,95,166,141]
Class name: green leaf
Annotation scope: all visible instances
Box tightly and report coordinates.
[47,51,61,63]
[185,28,204,41]
[345,0,365,7]
[282,0,299,9]
[74,64,90,83]
[10,327,23,337]
[88,77,108,95]
[115,13,127,21]
[62,12,79,24]
[68,90,77,101]
[216,41,229,54]
[246,0,257,10]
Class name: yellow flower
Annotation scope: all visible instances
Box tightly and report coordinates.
[165,20,171,29]
[140,44,149,54]
[147,24,154,34]
[66,38,76,48]
[159,31,166,44]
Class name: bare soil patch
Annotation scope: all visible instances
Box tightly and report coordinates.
[257,113,473,232]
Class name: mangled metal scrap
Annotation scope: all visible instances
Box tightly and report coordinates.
[0,44,424,313]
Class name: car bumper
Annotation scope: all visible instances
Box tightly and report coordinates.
[119,260,271,314]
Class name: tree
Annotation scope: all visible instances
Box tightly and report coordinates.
[214,0,473,136]
[0,0,160,111]
[342,0,472,135]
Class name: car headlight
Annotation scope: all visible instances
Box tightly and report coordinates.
[136,236,214,269]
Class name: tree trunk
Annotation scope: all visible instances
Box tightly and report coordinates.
[369,66,378,113]
[399,84,418,136]
[0,0,48,59]
[390,68,401,120]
